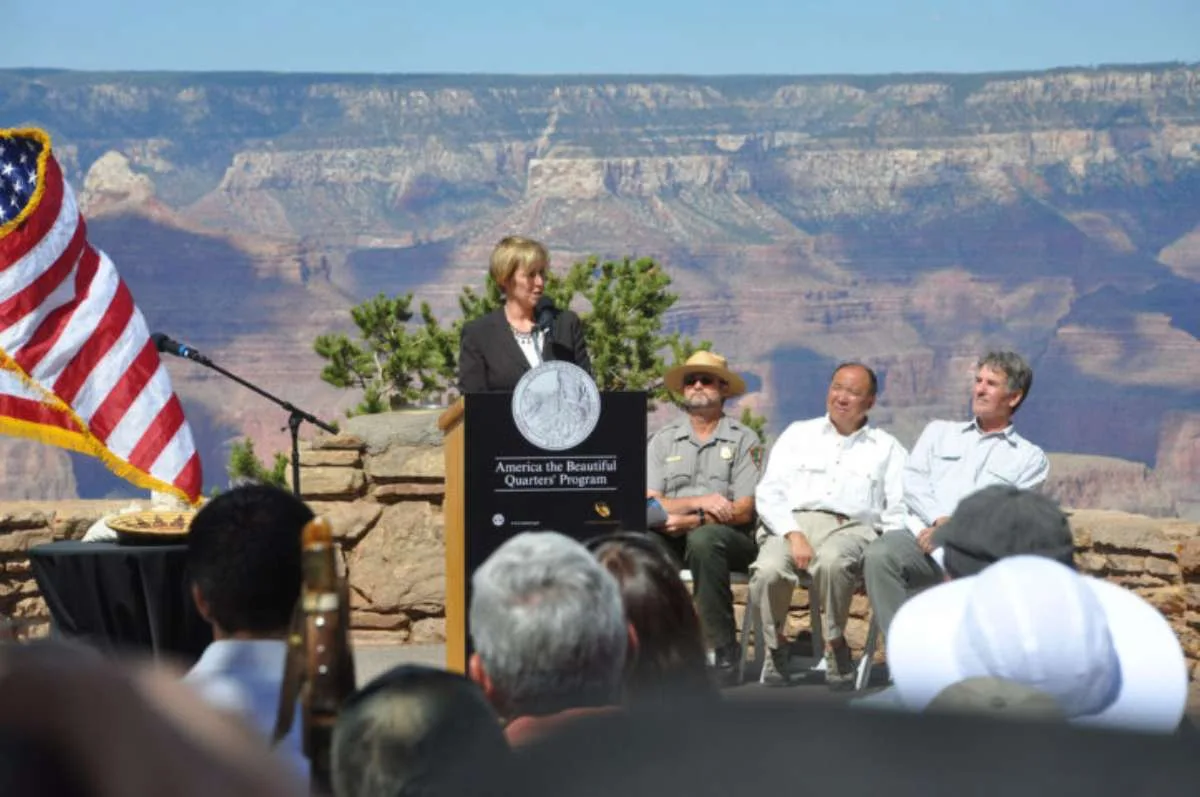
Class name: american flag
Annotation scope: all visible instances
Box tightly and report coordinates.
[0,128,202,503]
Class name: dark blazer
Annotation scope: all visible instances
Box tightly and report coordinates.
[458,307,592,393]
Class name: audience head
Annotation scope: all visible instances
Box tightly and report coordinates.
[888,555,1189,733]
[468,531,628,720]
[0,640,302,797]
[331,664,508,797]
[936,485,1075,579]
[186,484,312,638]
[973,350,1033,422]
[586,532,716,704]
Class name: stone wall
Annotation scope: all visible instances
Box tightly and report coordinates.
[2,410,1199,684]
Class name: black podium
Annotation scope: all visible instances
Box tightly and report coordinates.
[438,388,647,672]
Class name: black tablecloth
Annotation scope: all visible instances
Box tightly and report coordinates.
[29,541,212,664]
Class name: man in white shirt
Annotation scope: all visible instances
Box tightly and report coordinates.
[863,350,1050,637]
[749,363,907,688]
[184,484,312,781]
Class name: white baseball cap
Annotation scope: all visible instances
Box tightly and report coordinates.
[887,555,1188,733]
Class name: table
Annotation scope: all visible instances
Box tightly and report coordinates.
[29,540,212,665]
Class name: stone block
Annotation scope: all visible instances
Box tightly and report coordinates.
[1106,554,1148,574]
[1144,556,1182,581]
[1187,586,1200,612]
[350,610,411,631]
[298,467,365,500]
[11,596,46,619]
[1111,574,1169,589]
[0,510,50,531]
[299,449,362,467]
[1174,624,1200,659]
[343,410,445,453]
[365,447,444,482]
[310,432,366,452]
[1070,526,1092,549]
[346,503,445,616]
[305,501,383,545]
[1076,552,1108,574]
[1181,539,1200,578]
[372,483,446,504]
[410,617,447,644]
[1072,510,1179,557]
[1133,586,1186,617]
[0,529,54,554]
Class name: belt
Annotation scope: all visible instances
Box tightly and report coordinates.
[801,508,850,524]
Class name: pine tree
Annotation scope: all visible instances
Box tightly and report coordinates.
[227,438,289,488]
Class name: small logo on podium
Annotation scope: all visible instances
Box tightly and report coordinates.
[491,513,505,527]
[512,361,601,452]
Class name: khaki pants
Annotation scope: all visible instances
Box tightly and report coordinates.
[749,510,878,651]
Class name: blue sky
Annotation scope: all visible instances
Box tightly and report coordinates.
[5,0,1199,75]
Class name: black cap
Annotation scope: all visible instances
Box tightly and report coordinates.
[935,485,1075,579]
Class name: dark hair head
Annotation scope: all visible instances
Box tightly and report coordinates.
[332,665,509,797]
[831,362,878,397]
[586,533,716,705]
[937,486,1075,580]
[186,484,312,635]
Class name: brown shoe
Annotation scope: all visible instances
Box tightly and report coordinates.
[824,643,855,691]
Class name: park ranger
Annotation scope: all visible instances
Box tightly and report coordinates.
[646,350,763,687]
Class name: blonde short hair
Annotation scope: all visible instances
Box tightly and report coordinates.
[489,236,549,289]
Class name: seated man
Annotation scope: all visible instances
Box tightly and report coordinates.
[332,664,510,797]
[864,350,1050,637]
[468,531,628,746]
[646,351,763,686]
[184,483,312,778]
[750,362,907,688]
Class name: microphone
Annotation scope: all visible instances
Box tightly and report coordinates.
[534,297,557,333]
[151,332,211,365]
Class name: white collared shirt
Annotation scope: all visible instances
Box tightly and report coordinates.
[903,418,1049,535]
[184,639,308,781]
[756,415,908,537]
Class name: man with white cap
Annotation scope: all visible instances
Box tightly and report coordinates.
[886,554,1189,734]
[647,350,763,686]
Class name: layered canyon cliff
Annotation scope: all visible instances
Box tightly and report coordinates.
[1,65,1198,513]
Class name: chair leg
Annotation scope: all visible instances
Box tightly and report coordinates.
[809,591,826,671]
[739,585,755,684]
[855,615,880,690]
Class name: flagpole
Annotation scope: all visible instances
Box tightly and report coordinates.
[153,334,337,496]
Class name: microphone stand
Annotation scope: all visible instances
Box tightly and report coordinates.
[178,351,337,497]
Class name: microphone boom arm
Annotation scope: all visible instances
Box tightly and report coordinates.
[152,332,337,496]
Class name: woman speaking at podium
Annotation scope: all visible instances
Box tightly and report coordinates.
[458,236,592,392]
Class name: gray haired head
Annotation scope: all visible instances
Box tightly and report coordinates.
[977,351,1034,413]
[469,531,627,718]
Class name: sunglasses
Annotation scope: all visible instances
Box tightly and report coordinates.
[682,373,717,387]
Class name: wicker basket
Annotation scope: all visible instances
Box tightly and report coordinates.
[106,510,196,544]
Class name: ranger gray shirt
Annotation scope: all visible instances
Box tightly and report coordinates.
[647,414,763,501]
